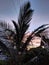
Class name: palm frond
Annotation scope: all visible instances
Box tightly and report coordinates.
[12,20,20,48]
[18,2,34,41]
[35,27,49,36]
[12,21,19,39]
[33,24,49,34]
[12,20,19,34]
[11,2,33,49]
[22,24,49,51]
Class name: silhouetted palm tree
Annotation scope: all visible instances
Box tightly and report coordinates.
[0,1,49,65]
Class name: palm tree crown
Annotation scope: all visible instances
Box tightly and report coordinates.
[0,1,49,65]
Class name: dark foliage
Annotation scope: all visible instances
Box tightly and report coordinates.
[0,1,49,65]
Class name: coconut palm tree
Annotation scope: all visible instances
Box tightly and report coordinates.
[0,1,49,65]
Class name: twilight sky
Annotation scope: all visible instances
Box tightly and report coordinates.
[0,0,49,32]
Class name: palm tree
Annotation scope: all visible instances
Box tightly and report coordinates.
[0,1,49,65]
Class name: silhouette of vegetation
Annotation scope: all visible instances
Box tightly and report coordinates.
[0,1,49,65]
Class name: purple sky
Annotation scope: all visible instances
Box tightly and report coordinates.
[0,0,49,32]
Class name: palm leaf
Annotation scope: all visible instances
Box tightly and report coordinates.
[22,24,49,51]
[18,2,34,42]
[11,20,21,50]
[33,24,49,34]
[12,20,19,41]
[11,2,33,49]
[35,27,49,36]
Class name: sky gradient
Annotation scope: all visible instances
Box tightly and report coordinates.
[0,0,49,32]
